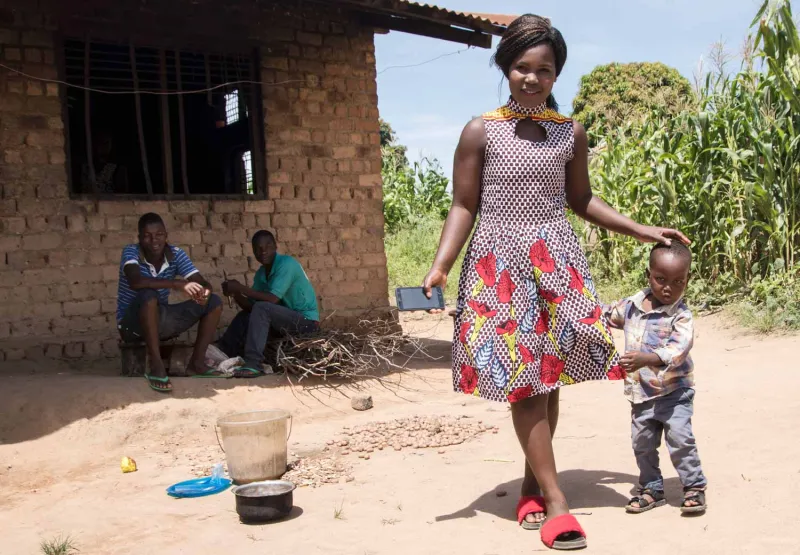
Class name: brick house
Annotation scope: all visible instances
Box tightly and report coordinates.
[0,0,506,362]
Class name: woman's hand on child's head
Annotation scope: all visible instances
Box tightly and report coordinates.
[634,225,690,246]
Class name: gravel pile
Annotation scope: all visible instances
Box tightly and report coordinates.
[283,456,354,488]
[327,415,497,458]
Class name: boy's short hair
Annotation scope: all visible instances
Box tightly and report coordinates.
[650,242,692,268]
[138,212,165,234]
[251,229,276,246]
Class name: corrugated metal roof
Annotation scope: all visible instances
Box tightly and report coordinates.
[460,11,518,28]
[330,0,510,37]
[385,2,514,32]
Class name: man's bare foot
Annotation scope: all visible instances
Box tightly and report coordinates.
[186,359,211,376]
[148,360,168,379]
[145,361,172,392]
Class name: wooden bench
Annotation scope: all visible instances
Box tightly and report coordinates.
[120,336,288,376]
[119,340,195,377]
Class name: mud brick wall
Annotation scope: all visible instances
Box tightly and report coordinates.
[0,0,389,361]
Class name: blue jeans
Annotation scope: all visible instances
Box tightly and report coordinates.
[631,387,707,492]
[217,302,318,367]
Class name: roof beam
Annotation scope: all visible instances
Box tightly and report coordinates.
[358,12,492,48]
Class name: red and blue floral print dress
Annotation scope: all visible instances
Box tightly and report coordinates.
[452,98,623,403]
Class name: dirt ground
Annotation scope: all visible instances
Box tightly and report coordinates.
[1,313,799,555]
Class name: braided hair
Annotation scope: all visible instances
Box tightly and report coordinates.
[491,15,567,111]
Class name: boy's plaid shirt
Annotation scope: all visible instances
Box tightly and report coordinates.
[604,289,695,404]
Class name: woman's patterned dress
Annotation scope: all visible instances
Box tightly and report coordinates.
[452,98,623,403]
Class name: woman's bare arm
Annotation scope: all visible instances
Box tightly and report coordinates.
[565,121,689,245]
[423,117,487,297]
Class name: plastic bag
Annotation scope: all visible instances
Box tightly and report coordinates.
[218,356,245,376]
[204,345,230,369]
[166,463,232,498]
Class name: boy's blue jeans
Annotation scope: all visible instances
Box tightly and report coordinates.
[631,387,707,492]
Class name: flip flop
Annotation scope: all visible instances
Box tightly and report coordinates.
[232,366,264,378]
[540,514,587,551]
[191,368,233,379]
[517,495,547,530]
[144,373,172,393]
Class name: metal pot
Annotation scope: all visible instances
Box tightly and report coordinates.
[231,480,296,523]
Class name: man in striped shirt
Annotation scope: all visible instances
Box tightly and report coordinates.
[117,213,222,392]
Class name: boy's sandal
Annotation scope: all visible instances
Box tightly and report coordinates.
[144,373,172,393]
[625,489,666,514]
[517,495,547,530]
[540,514,587,551]
[681,489,707,514]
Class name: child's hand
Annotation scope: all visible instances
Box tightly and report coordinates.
[620,351,661,371]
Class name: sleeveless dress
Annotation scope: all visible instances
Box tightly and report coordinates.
[452,98,623,403]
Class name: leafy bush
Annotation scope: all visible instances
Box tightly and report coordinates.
[572,62,694,144]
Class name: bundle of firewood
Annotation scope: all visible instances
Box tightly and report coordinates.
[275,318,432,380]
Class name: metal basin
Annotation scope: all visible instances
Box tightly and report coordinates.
[231,480,296,523]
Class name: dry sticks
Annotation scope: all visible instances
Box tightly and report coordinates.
[275,318,433,380]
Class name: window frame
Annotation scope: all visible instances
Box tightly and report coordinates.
[57,31,267,201]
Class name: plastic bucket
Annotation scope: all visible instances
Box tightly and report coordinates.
[216,410,292,485]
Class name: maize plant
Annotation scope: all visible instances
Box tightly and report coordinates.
[586,0,800,303]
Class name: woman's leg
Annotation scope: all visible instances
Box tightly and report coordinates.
[520,389,560,524]
[511,391,570,524]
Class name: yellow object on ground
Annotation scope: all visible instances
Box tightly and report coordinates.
[121,456,137,473]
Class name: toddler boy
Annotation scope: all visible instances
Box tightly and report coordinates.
[606,242,707,514]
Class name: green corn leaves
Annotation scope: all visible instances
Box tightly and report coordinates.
[586,0,800,299]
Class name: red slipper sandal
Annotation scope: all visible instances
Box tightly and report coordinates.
[540,513,587,551]
[517,496,547,530]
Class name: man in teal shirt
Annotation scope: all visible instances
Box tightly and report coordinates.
[218,230,319,375]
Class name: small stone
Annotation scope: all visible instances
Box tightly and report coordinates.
[496,490,508,498]
[438,449,446,454]
[363,454,370,460]
[351,395,374,411]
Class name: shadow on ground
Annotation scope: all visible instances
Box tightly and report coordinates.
[0,337,453,445]
[435,470,687,523]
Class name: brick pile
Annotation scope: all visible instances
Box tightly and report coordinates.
[0,0,391,361]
